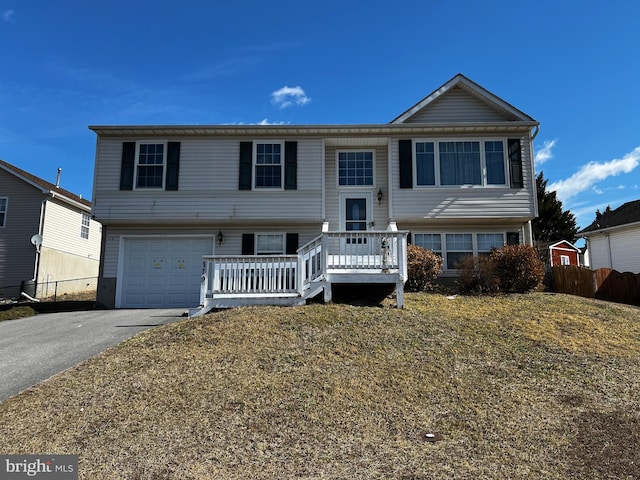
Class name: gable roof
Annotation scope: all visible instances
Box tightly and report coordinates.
[548,240,579,251]
[579,199,640,234]
[390,73,537,124]
[0,159,91,210]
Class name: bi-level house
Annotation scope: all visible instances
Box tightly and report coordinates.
[90,74,539,315]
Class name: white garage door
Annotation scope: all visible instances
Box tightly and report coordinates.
[119,237,213,308]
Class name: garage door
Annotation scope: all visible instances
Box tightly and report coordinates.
[119,237,213,308]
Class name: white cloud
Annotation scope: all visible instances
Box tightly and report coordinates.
[271,85,310,109]
[3,9,14,22]
[258,118,287,125]
[548,146,640,203]
[534,139,557,164]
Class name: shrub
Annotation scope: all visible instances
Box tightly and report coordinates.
[456,255,501,295]
[490,244,545,293]
[405,244,443,292]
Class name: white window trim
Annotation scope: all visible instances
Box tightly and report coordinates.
[134,140,167,190]
[253,140,285,191]
[80,212,90,240]
[336,149,376,189]
[413,231,506,270]
[560,255,571,266]
[0,197,8,228]
[255,232,286,255]
[412,138,509,188]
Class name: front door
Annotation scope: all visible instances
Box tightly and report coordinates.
[342,195,372,253]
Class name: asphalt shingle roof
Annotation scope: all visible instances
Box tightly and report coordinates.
[0,159,91,208]
[579,199,640,234]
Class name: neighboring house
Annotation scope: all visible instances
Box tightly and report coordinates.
[0,160,102,300]
[90,73,540,314]
[579,199,640,273]
[548,240,580,267]
[579,246,590,268]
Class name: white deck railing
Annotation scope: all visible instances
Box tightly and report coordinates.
[200,255,299,303]
[199,226,407,302]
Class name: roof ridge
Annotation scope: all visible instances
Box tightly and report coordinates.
[0,159,91,207]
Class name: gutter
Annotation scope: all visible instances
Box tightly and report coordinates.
[580,218,640,236]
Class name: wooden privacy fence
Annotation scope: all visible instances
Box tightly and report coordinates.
[552,266,640,306]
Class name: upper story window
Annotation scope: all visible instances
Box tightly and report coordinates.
[338,151,374,186]
[411,139,509,187]
[255,142,283,189]
[0,197,7,227]
[81,213,90,239]
[136,143,166,188]
[120,141,180,191]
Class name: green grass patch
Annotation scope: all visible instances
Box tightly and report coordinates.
[0,292,638,479]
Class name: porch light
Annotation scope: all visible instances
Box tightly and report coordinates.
[217,230,224,245]
[377,189,383,204]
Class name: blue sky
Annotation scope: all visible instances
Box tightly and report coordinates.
[1,1,639,230]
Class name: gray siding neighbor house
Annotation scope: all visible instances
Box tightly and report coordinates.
[89,74,540,314]
[579,199,640,273]
[0,160,102,300]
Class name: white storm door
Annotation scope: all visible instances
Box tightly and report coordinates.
[341,194,372,254]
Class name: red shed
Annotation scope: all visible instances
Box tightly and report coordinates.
[549,240,580,267]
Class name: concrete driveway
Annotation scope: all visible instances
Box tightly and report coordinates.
[0,308,187,403]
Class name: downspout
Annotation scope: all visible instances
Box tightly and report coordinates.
[33,197,47,280]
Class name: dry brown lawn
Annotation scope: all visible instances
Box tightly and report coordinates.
[1,292,639,479]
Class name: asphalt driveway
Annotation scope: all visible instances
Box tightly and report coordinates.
[0,308,187,402]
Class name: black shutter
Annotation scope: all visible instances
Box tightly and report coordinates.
[399,139,413,188]
[120,142,136,190]
[239,142,253,190]
[284,141,297,190]
[241,234,255,255]
[165,142,180,191]
[286,233,299,254]
[507,232,520,245]
[508,139,523,189]
[406,232,412,245]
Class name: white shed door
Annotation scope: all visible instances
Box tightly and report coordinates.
[119,237,213,308]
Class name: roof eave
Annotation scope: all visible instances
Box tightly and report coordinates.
[580,219,640,236]
[88,121,539,137]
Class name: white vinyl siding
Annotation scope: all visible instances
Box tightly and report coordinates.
[93,138,323,223]
[392,136,535,221]
[586,225,640,274]
[401,86,515,123]
[41,199,101,260]
[324,144,388,231]
[101,224,321,278]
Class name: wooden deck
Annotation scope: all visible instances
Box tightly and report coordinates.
[188,224,408,317]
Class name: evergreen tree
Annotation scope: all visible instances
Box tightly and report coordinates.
[532,171,578,242]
